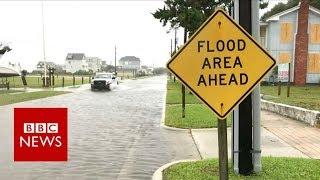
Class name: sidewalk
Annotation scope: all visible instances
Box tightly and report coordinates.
[262,110,320,159]
[191,110,320,159]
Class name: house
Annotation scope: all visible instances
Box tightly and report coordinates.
[260,2,320,84]
[65,53,88,73]
[118,56,141,70]
[86,57,102,73]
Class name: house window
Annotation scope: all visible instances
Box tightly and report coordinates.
[310,24,320,44]
[308,53,320,73]
[278,52,291,64]
[280,23,293,43]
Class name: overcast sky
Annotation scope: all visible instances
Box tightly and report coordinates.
[0,0,287,72]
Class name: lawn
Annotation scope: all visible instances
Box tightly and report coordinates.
[165,104,231,129]
[0,90,23,94]
[167,79,320,111]
[166,79,201,104]
[0,91,69,106]
[2,75,91,88]
[260,85,320,111]
[165,79,232,128]
[163,157,320,180]
[165,79,320,128]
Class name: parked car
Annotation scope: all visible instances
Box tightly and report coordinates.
[91,72,118,91]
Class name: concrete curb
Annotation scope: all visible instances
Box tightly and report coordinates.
[160,121,217,131]
[152,159,198,180]
[160,123,190,131]
[261,99,320,126]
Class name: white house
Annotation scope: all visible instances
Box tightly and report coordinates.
[65,53,88,73]
[119,56,141,70]
[260,2,320,84]
[86,57,102,73]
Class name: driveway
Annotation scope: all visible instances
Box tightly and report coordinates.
[0,76,200,180]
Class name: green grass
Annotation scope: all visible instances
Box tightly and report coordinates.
[2,76,91,88]
[163,157,320,180]
[165,79,319,128]
[165,104,231,129]
[165,79,231,128]
[260,85,320,111]
[0,91,69,106]
[166,80,201,104]
[0,90,23,94]
[167,79,320,111]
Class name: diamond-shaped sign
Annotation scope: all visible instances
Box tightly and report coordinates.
[167,10,276,119]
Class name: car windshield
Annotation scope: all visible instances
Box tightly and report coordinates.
[95,74,112,79]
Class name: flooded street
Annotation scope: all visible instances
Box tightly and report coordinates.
[0,76,199,180]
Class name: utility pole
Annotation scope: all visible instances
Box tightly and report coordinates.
[41,0,47,87]
[170,39,173,55]
[114,46,117,75]
[173,28,177,82]
[232,0,261,175]
[170,39,173,79]
[181,29,187,118]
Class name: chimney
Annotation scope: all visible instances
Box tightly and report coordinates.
[294,0,309,85]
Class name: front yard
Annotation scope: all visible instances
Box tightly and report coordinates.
[260,85,320,111]
[165,79,320,128]
[0,90,69,106]
[163,157,320,180]
[165,79,231,128]
[3,76,91,88]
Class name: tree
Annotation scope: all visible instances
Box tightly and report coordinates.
[74,70,93,76]
[261,0,320,21]
[153,0,228,36]
[152,67,167,75]
[153,0,268,36]
[101,65,115,72]
[0,45,11,55]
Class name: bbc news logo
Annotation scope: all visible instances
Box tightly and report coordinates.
[14,108,67,161]
[21,123,61,148]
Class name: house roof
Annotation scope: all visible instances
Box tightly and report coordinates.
[119,56,140,62]
[66,53,85,60]
[265,4,320,22]
[0,67,20,77]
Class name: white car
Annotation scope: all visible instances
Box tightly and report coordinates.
[91,73,118,91]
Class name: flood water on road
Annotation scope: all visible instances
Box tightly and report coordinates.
[0,76,199,180]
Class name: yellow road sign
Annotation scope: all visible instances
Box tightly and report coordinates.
[167,10,276,119]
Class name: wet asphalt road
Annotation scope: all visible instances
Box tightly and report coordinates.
[0,76,199,180]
